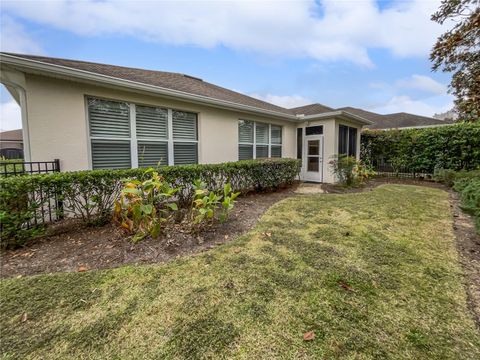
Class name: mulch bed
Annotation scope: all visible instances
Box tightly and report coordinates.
[0,185,299,279]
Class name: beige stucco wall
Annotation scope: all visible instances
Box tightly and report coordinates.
[24,74,297,172]
[297,118,337,183]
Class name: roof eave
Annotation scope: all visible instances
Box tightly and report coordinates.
[299,110,373,125]
[0,53,300,122]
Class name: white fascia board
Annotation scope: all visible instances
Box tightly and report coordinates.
[301,110,373,125]
[0,53,302,122]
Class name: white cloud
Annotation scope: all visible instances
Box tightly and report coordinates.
[1,0,445,66]
[0,16,43,54]
[371,95,454,117]
[249,93,312,108]
[396,74,447,95]
[0,98,22,131]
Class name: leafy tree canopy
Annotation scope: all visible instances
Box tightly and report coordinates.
[431,0,480,121]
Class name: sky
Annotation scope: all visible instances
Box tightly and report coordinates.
[0,0,455,131]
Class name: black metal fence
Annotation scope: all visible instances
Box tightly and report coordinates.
[0,159,64,231]
[373,163,433,180]
[0,159,60,177]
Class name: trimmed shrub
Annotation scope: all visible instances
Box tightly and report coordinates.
[361,122,480,173]
[0,158,300,248]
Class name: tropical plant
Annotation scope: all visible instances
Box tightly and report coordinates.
[191,180,221,227]
[219,183,240,223]
[113,169,178,242]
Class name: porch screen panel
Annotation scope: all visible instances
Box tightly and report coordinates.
[338,125,348,155]
[137,141,168,167]
[348,127,357,157]
[136,105,168,139]
[297,128,303,159]
[91,140,131,169]
[88,98,130,138]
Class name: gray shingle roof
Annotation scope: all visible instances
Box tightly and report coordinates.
[1,53,454,129]
[336,107,454,129]
[3,53,294,116]
[290,103,334,115]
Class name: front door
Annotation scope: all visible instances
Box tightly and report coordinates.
[302,135,323,182]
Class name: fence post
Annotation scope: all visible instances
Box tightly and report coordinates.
[53,159,64,219]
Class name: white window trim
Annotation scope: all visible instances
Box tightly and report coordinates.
[87,96,198,169]
[238,120,282,160]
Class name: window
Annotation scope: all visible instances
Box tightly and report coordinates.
[88,97,198,169]
[88,98,131,169]
[305,125,323,135]
[238,120,282,160]
[338,124,357,157]
[297,128,303,159]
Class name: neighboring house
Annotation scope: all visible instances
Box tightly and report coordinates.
[0,129,23,159]
[1,53,376,183]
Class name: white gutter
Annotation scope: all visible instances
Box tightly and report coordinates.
[0,53,375,126]
[301,110,373,125]
[0,53,301,122]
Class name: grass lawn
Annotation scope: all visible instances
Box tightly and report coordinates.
[1,184,479,359]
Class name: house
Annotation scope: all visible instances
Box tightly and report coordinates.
[291,104,454,130]
[0,129,23,159]
[0,52,374,183]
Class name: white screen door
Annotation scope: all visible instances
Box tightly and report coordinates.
[302,135,323,182]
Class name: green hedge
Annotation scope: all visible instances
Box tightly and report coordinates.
[434,170,480,233]
[0,159,300,248]
[361,122,480,173]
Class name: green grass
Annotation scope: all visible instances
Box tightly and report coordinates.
[1,185,479,359]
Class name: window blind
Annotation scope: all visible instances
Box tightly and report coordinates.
[88,98,130,138]
[238,120,254,143]
[173,142,198,165]
[137,141,168,167]
[173,111,197,140]
[91,140,131,169]
[271,125,282,144]
[136,105,168,139]
[255,123,269,144]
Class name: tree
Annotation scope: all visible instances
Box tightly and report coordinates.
[430,0,480,122]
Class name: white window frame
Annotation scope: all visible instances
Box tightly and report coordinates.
[86,96,198,169]
[238,120,282,160]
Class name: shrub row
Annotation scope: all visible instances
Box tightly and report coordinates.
[434,169,480,233]
[0,158,301,248]
[361,122,480,173]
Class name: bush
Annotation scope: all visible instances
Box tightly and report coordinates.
[435,169,480,233]
[0,158,300,248]
[329,155,375,186]
[361,122,480,173]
